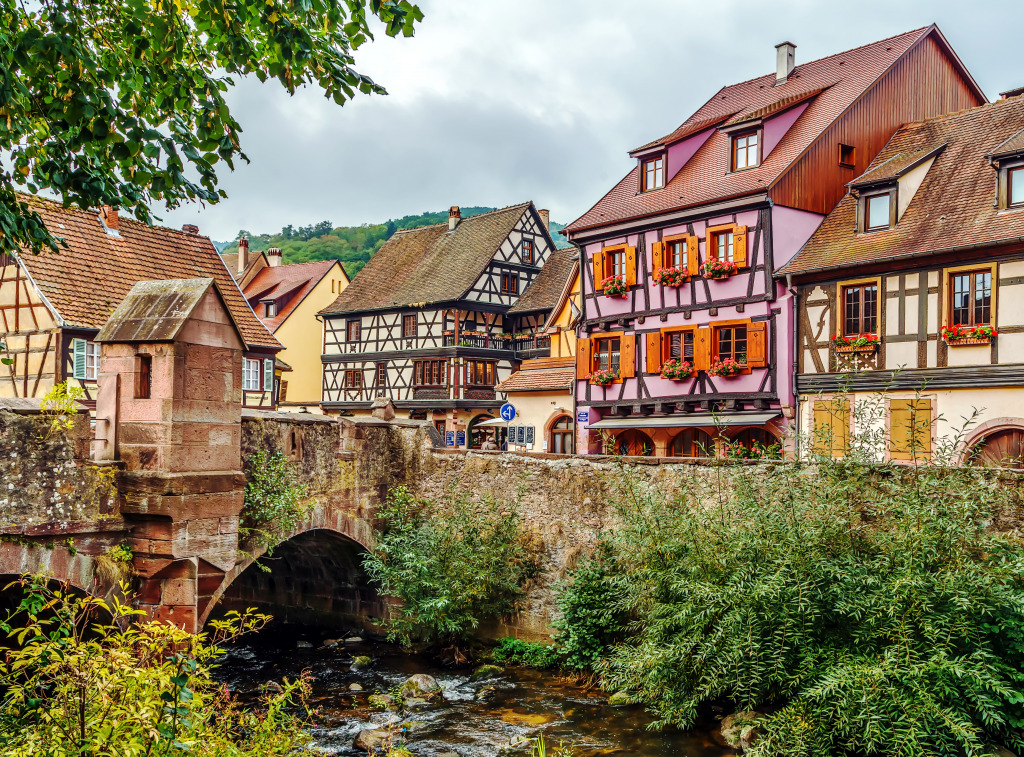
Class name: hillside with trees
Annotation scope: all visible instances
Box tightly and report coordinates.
[217,208,571,278]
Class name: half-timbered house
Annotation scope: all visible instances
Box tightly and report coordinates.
[319,203,557,446]
[781,94,1024,465]
[563,25,984,457]
[0,196,281,409]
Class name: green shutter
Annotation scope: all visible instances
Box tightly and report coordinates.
[263,359,274,392]
[72,338,87,380]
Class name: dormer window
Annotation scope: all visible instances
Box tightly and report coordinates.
[522,239,534,264]
[1009,166,1024,208]
[732,130,760,171]
[642,156,665,191]
[864,192,893,231]
[263,300,277,317]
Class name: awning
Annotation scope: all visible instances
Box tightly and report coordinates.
[587,412,780,430]
[474,418,506,427]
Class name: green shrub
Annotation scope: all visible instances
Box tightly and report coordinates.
[552,545,627,670]
[242,449,309,556]
[492,637,557,668]
[363,486,537,645]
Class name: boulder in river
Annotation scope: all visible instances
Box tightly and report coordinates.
[719,711,764,752]
[346,636,364,644]
[353,728,389,753]
[264,681,284,694]
[351,655,373,671]
[348,683,364,691]
[368,694,395,710]
[400,673,440,698]
[296,640,313,649]
[470,664,504,681]
[607,691,632,706]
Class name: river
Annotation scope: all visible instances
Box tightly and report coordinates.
[215,624,734,757]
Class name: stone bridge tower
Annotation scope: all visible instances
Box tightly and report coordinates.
[94,278,245,631]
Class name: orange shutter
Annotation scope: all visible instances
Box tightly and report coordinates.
[687,235,700,276]
[592,252,606,286]
[733,225,749,268]
[746,321,767,367]
[651,242,664,278]
[694,326,712,371]
[625,246,637,287]
[576,337,592,380]
[619,334,636,378]
[645,332,662,373]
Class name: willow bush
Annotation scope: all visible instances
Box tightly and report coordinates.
[586,394,1024,757]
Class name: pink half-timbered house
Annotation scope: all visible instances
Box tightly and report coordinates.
[563,26,985,457]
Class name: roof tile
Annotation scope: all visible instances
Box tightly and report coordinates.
[508,248,576,314]
[244,260,339,332]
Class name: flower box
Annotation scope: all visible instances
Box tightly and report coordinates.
[941,324,997,345]
[832,333,880,353]
[585,368,618,386]
[600,275,628,298]
[659,359,694,381]
[700,259,738,280]
[652,266,688,288]
[707,358,746,378]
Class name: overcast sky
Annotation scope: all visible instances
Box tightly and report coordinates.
[160,0,1024,242]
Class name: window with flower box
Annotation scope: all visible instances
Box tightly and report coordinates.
[651,234,698,280]
[592,244,637,289]
[710,320,767,368]
[705,224,748,269]
[950,270,992,326]
[576,333,636,382]
[841,280,878,336]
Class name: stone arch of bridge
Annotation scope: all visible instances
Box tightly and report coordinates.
[0,542,117,602]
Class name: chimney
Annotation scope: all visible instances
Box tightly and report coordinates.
[775,41,796,85]
[539,208,550,231]
[267,246,283,267]
[181,223,199,235]
[448,206,461,231]
[99,205,118,232]
[237,235,249,274]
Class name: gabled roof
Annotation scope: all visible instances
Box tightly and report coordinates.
[987,126,1024,160]
[780,96,1024,277]
[96,278,242,345]
[320,203,546,316]
[223,249,268,286]
[508,248,577,315]
[496,357,575,393]
[244,259,341,332]
[12,195,279,349]
[849,144,947,187]
[566,26,984,234]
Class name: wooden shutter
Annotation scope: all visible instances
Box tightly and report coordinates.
[72,338,87,380]
[733,225,749,268]
[576,337,592,380]
[694,327,712,371]
[686,236,700,276]
[651,242,664,278]
[591,252,606,285]
[263,359,274,392]
[645,332,662,373]
[624,246,637,287]
[619,334,636,378]
[746,321,767,367]
[889,399,932,461]
[813,399,850,457]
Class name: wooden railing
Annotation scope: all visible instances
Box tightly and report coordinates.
[442,331,551,356]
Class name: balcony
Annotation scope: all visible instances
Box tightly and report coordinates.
[442,331,551,357]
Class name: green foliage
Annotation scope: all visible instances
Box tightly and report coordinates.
[39,380,84,438]
[492,637,558,669]
[0,338,11,365]
[0,575,312,756]
[590,415,1024,756]
[0,0,421,256]
[363,486,538,645]
[241,449,310,557]
[552,546,627,671]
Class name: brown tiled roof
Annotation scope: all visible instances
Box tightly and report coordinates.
[223,250,268,285]
[508,248,576,314]
[320,203,539,316]
[988,126,1024,159]
[244,260,340,332]
[850,144,947,186]
[781,96,1024,276]
[497,357,575,393]
[567,27,960,234]
[724,85,831,127]
[14,195,279,349]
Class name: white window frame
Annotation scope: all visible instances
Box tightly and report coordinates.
[72,338,101,381]
[242,357,261,391]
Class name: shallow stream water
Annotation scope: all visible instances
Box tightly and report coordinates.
[214,625,734,757]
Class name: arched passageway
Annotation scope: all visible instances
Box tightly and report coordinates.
[968,426,1024,468]
[214,529,387,629]
[0,575,114,644]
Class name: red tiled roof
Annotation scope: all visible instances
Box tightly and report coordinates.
[780,96,1024,276]
[497,357,575,393]
[567,27,943,234]
[849,144,947,187]
[244,259,340,332]
[14,195,279,349]
[988,127,1024,159]
[508,249,576,314]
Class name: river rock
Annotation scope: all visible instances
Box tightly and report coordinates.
[353,728,389,753]
[349,683,364,691]
[719,711,764,752]
[346,636,364,644]
[994,749,1018,757]
[321,638,339,649]
[470,664,504,681]
[264,681,284,694]
[437,753,460,757]
[607,691,632,706]
[351,655,372,671]
[297,640,313,649]
[404,696,429,707]
[368,694,395,709]
[400,673,440,698]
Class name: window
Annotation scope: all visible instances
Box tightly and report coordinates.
[842,282,878,335]
[413,359,447,386]
[812,398,850,458]
[642,156,665,191]
[465,360,496,386]
[606,248,625,278]
[889,398,932,462]
[839,143,856,168]
[711,229,735,263]
[715,325,747,363]
[616,430,654,456]
[343,369,363,388]
[346,319,361,343]
[663,329,695,362]
[950,270,992,326]
[263,301,277,317]
[731,428,781,458]
[522,239,534,264]
[671,428,715,458]
[435,420,446,436]
[376,363,387,386]
[732,130,759,170]
[864,193,891,231]
[665,238,686,268]
[550,416,574,454]
[1010,167,1024,208]
[242,357,261,390]
[135,354,151,399]
[402,314,417,338]
[593,336,621,374]
[71,338,101,381]
[501,272,519,295]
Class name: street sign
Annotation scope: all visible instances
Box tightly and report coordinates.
[500,403,516,422]
[446,431,455,447]
[456,430,466,446]
[576,410,589,423]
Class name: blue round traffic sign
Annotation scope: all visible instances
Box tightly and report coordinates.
[500,403,516,422]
